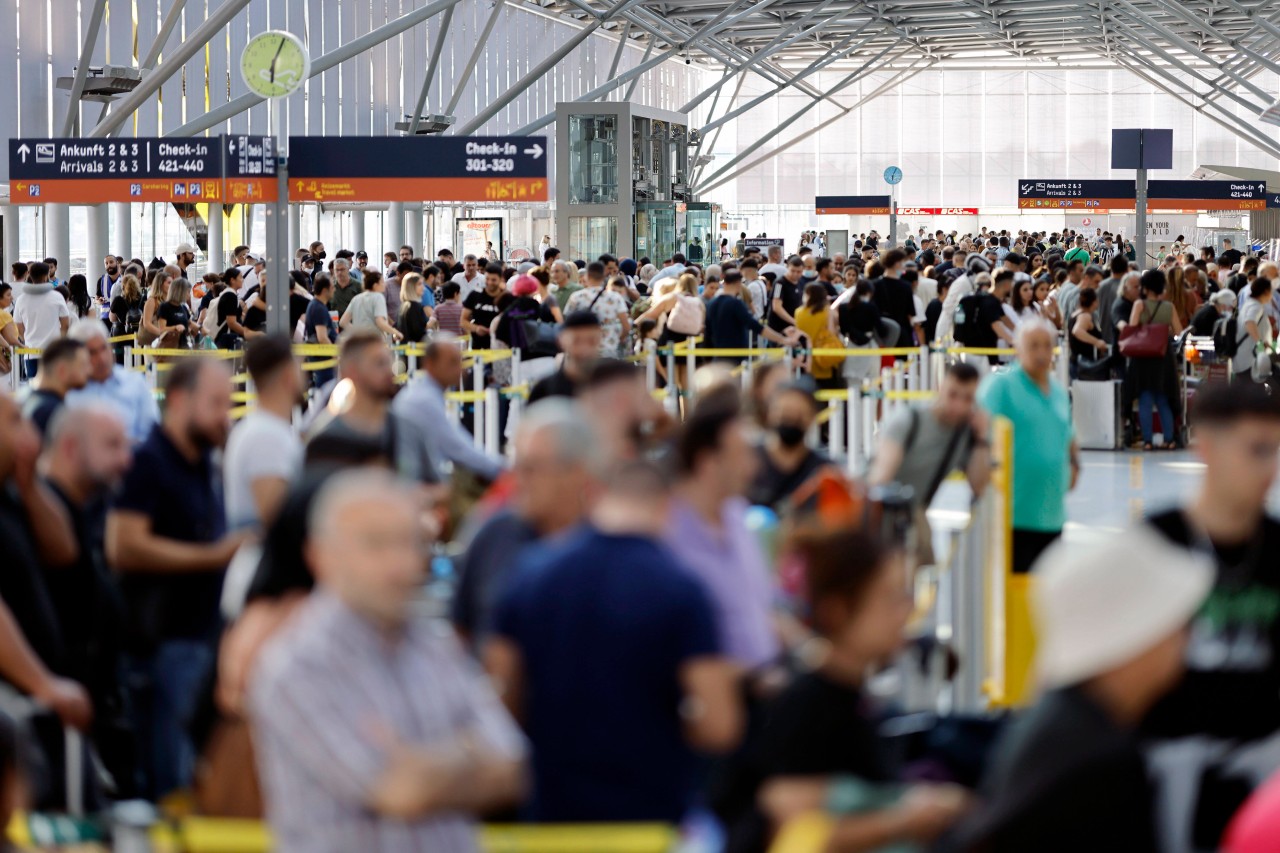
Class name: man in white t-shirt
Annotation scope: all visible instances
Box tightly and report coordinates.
[450,255,483,299]
[13,261,71,361]
[759,244,788,281]
[741,259,767,320]
[222,335,304,533]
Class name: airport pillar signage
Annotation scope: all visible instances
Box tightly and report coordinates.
[286,136,549,202]
[815,195,893,215]
[9,137,222,203]
[222,135,278,203]
[1017,179,1137,210]
[1147,179,1266,211]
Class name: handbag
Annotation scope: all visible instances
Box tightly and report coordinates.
[1118,301,1169,359]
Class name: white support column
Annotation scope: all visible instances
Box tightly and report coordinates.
[86,205,110,286]
[112,203,133,259]
[350,211,366,256]
[406,206,424,255]
[45,205,71,276]
[288,203,301,260]
[207,204,225,272]
[1,207,18,270]
[388,202,406,253]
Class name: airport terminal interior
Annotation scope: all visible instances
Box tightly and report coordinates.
[4,0,1280,851]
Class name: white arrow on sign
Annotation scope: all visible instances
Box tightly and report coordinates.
[229,139,236,154]
[523,143,544,159]
[16,144,30,163]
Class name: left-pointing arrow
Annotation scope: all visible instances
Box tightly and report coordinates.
[16,144,30,162]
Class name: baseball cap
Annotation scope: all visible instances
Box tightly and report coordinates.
[174,242,196,256]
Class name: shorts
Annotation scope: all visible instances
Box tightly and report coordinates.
[1012,528,1062,574]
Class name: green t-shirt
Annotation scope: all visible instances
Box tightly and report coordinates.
[978,365,1073,532]
[1063,247,1092,265]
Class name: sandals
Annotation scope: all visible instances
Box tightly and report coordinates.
[1143,443,1155,452]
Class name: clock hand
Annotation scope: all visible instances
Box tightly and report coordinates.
[269,37,286,83]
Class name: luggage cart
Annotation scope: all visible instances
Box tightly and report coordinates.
[1180,332,1229,445]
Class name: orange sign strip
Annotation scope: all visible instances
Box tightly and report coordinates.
[287,176,549,203]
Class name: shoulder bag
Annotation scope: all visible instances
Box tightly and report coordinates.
[1118,300,1169,359]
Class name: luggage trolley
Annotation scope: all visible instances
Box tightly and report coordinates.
[1180,331,1229,445]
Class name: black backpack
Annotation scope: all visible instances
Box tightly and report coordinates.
[1213,314,1243,360]
[954,292,985,345]
[504,301,557,356]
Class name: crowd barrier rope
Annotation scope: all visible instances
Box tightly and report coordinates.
[7,813,677,853]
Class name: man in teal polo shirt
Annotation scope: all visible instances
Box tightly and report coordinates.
[978,318,1080,573]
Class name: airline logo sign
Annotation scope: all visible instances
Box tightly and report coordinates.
[814,195,892,215]
[895,207,978,216]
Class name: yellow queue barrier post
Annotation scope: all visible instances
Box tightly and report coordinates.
[982,415,1035,709]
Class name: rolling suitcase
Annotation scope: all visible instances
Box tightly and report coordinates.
[1071,379,1121,450]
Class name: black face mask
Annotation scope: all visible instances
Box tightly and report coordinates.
[775,424,807,448]
[315,251,327,260]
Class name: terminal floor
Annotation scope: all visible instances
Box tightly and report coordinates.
[1063,449,1266,543]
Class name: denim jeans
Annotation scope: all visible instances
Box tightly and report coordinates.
[1138,390,1175,445]
[124,639,214,799]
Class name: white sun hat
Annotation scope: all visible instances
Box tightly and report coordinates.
[1034,526,1214,689]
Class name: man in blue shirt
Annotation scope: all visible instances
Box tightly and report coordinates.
[487,460,742,822]
[977,318,1079,574]
[705,271,795,360]
[66,319,159,444]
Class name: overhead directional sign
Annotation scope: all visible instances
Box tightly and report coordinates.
[9,137,222,203]
[286,136,549,203]
[1148,179,1266,211]
[222,135,278,203]
[1268,192,1280,209]
[815,195,892,215]
[1017,179,1136,209]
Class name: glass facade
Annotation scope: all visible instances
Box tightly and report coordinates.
[709,67,1280,209]
[567,114,621,205]
[567,216,618,261]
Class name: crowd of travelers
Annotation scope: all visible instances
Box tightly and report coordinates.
[0,228,1277,853]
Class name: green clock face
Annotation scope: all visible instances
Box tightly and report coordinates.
[241,31,310,99]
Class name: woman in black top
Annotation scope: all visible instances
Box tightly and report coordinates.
[724,526,969,852]
[156,277,195,348]
[109,273,145,338]
[67,274,95,319]
[397,272,431,343]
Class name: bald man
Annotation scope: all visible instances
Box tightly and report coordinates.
[977,320,1079,575]
[42,405,134,782]
[250,469,525,852]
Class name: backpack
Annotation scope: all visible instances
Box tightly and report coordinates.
[504,301,557,356]
[202,292,229,341]
[667,293,706,335]
[1213,314,1244,360]
[954,293,985,345]
[124,299,144,335]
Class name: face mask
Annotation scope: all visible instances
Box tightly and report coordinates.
[315,251,327,260]
[775,423,807,448]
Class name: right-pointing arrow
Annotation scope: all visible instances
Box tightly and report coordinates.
[523,143,544,159]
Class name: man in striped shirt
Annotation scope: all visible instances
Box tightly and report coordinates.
[249,468,526,852]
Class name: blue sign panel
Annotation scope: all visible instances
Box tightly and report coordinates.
[1148,179,1266,209]
[286,136,549,202]
[1017,179,1136,209]
[815,195,893,214]
[9,137,221,203]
